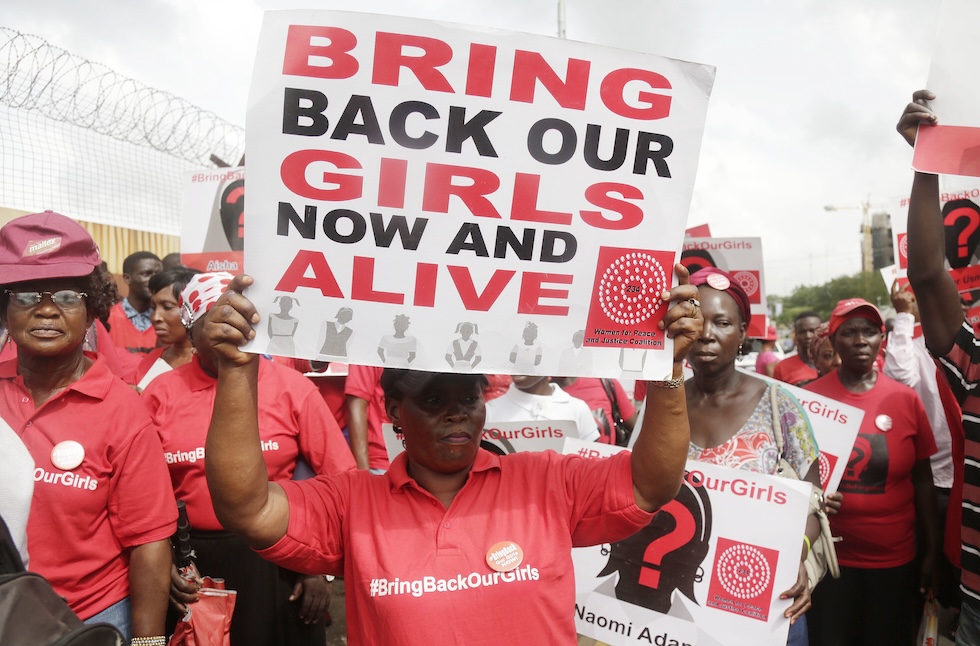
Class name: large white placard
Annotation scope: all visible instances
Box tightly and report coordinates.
[242,10,715,377]
[913,0,980,177]
[567,442,811,646]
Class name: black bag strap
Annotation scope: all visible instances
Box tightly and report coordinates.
[0,516,25,575]
[600,379,624,425]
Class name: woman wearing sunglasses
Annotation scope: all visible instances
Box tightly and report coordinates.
[0,211,177,646]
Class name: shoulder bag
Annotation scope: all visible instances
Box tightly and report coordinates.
[769,384,841,591]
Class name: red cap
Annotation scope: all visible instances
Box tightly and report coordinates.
[760,324,778,341]
[0,211,101,285]
[829,298,883,335]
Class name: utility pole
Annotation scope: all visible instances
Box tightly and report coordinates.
[558,0,567,38]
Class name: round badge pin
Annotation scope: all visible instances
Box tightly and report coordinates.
[706,273,731,291]
[50,440,85,470]
[486,540,524,573]
[874,415,893,432]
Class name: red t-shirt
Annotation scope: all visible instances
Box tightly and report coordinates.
[142,357,355,530]
[259,449,653,645]
[561,378,636,445]
[805,371,936,568]
[0,355,177,619]
[134,346,167,386]
[772,354,818,386]
[106,301,158,354]
[344,365,390,470]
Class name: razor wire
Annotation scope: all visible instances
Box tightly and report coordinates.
[0,27,245,234]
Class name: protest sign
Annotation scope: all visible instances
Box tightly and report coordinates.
[680,237,767,337]
[242,10,715,377]
[913,0,980,177]
[383,419,575,462]
[892,186,980,293]
[630,375,863,492]
[879,263,908,294]
[684,223,711,238]
[567,441,811,646]
[765,379,864,493]
[180,167,245,272]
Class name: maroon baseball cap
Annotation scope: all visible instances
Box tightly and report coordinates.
[829,298,883,335]
[0,211,101,285]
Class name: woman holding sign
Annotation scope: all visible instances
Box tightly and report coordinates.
[685,267,821,645]
[198,266,701,645]
[804,298,938,646]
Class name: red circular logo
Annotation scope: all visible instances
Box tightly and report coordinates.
[597,252,667,325]
[716,544,771,599]
[732,271,759,297]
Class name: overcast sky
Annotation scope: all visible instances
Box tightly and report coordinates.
[4,0,948,295]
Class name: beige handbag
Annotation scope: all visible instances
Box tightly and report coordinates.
[770,384,841,591]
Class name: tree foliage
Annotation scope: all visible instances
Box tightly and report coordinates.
[773,271,888,325]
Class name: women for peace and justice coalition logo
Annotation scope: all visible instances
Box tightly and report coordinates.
[585,247,673,347]
[706,537,778,621]
[731,270,760,303]
[597,251,667,325]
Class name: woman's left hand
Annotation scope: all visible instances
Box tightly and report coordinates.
[289,575,331,624]
[659,264,704,364]
[824,491,843,515]
[779,562,811,622]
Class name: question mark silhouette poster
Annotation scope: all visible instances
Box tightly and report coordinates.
[241,10,715,378]
[180,167,246,273]
[680,237,766,338]
[565,441,810,646]
[892,184,980,293]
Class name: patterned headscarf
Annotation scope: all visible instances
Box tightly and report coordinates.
[179,272,234,328]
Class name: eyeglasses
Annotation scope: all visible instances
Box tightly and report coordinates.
[4,290,88,309]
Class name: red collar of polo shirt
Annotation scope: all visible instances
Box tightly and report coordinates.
[181,354,272,392]
[387,447,503,492]
[0,351,113,402]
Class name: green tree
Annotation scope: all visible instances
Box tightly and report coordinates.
[774,271,888,325]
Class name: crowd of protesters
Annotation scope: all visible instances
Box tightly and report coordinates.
[0,89,978,646]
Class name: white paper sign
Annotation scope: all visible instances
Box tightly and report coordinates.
[566,441,811,646]
[769,380,864,494]
[913,0,980,177]
[383,419,576,462]
[180,167,245,273]
[681,237,767,337]
[242,10,715,377]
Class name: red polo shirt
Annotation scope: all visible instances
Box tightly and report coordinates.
[772,354,818,386]
[259,449,653,645]
[0,355,177,619]
[106,301,158,354]
[142,357,355,530]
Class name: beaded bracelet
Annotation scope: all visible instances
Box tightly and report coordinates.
[131,637,167,646]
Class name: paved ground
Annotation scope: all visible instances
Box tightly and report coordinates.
[325,578,348,646]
